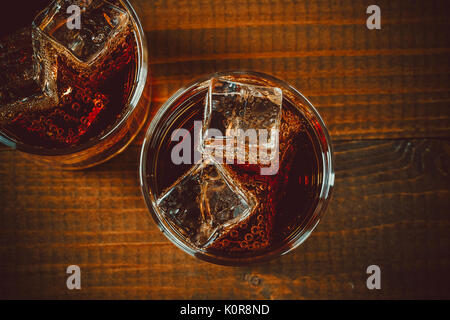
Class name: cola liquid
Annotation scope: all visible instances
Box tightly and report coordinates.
[147,90,324,260]
[0,27,137,148]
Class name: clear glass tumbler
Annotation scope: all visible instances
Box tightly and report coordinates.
[140,71,334,265]
[0,0,150,170]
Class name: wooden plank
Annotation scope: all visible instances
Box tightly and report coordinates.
[2,0,450,142]
[133,0,450,140]
[0,0,449,301]
[0,139,448,299]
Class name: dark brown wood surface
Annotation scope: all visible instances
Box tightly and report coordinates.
[0,0,449,299]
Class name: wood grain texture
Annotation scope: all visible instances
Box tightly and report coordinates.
[0,139,449,299]
[137,0,450,140]
[0,0,450,299]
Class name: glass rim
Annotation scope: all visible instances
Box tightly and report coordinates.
[0,0,148,156]
[140,70,335,266]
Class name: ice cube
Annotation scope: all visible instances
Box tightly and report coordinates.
[1,0,131,125]
[33,0,129,66]
[201,78,283,166]
[0,28,57,125]
[156,159,257,248]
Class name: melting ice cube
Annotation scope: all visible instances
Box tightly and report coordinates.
[157,159,256,248]
[201,78,283,166]
[0,1,132,125]
[33,0,129,65]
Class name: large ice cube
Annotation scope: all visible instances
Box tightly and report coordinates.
[1,0,131,125]
[0,28,57,125]
[33,0,129,66]
[201,78,283,166]
[157,159,256,248]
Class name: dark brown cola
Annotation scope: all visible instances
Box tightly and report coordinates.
[0,26,136,149]
[150,94,323,260]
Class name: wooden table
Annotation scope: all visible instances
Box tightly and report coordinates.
[1,0,449,299]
